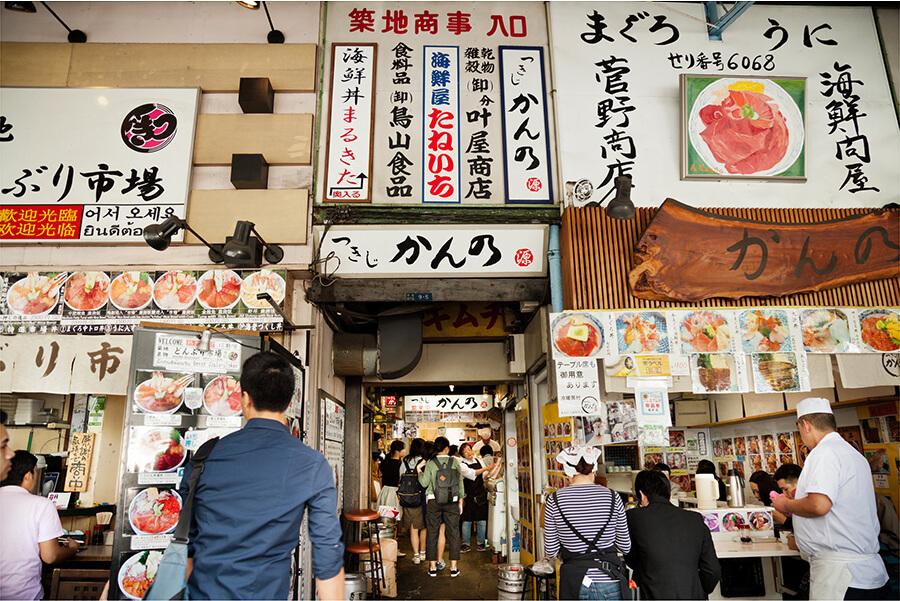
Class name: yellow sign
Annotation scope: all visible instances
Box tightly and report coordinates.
[607,355,671,377]
[422,302,506,340]
[64,433,95,493]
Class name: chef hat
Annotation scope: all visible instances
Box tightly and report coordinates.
[556,445,603,478]
[796,397,833,418]
[477,427,492,439]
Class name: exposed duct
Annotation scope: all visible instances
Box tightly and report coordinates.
[332,312,423,379]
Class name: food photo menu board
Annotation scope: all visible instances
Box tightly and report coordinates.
[109,326,262,600]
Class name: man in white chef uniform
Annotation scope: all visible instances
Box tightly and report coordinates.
[771,397,888,600]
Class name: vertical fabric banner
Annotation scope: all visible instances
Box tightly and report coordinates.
[423,46,461,203]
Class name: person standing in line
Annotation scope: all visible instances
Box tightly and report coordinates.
[399,438,427,565]
[376,440,407,557]
[178,351,344,600]
[544,446,632,600]
[458,442,492,553]
[0,410,14,481]
[417,436,464,578]
[771,397,889,600]
[1,450,81,600]
[625,470,721,599]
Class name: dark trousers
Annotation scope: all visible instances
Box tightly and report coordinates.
[425,499,460,562]
[844,584,890,600]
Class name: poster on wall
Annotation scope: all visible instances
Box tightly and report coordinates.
[319,391,346,513]
[0,87,199,242]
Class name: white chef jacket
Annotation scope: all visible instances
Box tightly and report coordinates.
[794,431,888,590]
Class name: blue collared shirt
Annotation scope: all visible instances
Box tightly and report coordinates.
[178,418,344,600]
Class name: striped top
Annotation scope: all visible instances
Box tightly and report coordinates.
[543,484,631,583]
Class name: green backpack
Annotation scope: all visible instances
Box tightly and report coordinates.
[432,457,460,504]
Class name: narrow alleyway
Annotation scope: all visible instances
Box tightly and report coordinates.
[393,533,502,600]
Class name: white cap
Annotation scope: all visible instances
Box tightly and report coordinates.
[796,397,833,418]
[556,445,602,478]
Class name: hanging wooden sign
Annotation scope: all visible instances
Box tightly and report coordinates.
[630,199,899,302]
[64,433,95,493]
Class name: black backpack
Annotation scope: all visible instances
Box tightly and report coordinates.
[432,457,460,504]
[397,456,422,507]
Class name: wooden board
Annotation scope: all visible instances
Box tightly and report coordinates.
[64,433,95,493]
[67,44,317,92]
[194,114,313,165]
[0,43,72,87]
[629,200,899,302]
[186,189,308,245]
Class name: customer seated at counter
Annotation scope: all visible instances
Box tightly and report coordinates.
[749,470,788,524]
[651,462,684,498]
[625,470,721,600]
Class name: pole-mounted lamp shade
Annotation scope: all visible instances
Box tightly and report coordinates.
[606,174,636,220]
[4,1,37,12]
[236,0,259,8]
[142,216,185,251]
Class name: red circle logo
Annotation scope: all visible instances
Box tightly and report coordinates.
[515,249,534,267]
[526,178,542,192]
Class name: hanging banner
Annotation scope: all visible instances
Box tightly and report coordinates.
[64,433,95,492]
[0,87,199,242]
[404,394,492,412]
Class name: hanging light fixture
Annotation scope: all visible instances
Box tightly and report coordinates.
[237,0,284,43]
[3,2,89,42]
[564,174,635,220]
[221,220,284,267]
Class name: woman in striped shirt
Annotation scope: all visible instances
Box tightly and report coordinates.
[544,446,632,600]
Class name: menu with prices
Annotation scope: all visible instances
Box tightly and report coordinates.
[109,326,261,600]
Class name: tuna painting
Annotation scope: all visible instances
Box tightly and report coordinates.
[681,75,806,181]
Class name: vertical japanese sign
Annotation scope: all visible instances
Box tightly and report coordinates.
[0,88,199,241]
[65,433,95,492]
[499,47,552,203]
[324,44,377,202]
[423,46,461,203]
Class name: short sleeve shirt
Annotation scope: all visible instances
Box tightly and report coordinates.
[0,486,65,600]
[794,432,887,589]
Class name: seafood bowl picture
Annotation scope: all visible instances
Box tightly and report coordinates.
[858,309,900,353]
[129,427,186,473]
[616,311,669,354]
[741,309,793,353]
[128,488,182,535]
[693,353,737,393]
[722,512,746,532]
[684,76,805,179]
[552,313,604,358]
[241,270,286,309]
[679,310,732,354]
[197,270,242,311]
[203,375,242,417]
[753,353,800,393]
[6,272,65,316]
[702,513,720,532]
[119,550,163,600]
[110,272,154,311]
[133,372,193,414]
[153,270,198,311]
[800,309,852,353]
[64,272,110,312]
[749,511,773,531]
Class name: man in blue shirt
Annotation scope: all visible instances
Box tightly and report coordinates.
[179,351,344,600]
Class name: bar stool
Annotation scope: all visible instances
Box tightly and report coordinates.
[343,509,385,598]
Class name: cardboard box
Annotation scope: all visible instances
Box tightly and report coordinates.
[785,389,836,411]
[714,394,744,421]
[674,400,711,426]
[362,536,397,562]
[743,393,785,417]
[365,560,397,598]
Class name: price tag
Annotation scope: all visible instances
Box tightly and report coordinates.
[131,534,173,550]
[145,414,182,427]
[138,473,180,486]
[206,416,242,428]
[183,387,203,411]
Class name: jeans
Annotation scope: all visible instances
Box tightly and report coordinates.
[425,500,460,561]
[578,581,621,600]
[461,520,487,546]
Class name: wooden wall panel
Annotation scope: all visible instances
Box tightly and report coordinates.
[66,44,317,92]
[0,43,72,87]
[560,206,900,310]
[194,114,313,165]
[186,189,308,245]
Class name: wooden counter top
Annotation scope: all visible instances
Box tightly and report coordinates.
[714,537,800,558]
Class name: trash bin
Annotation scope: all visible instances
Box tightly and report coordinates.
[345,572,368,600]
[498,563,529,600]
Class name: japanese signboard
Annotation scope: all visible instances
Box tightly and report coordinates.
[555,358,602,417]
[550,2,898,208]
[404,394,492,412]
[153,333,242,374]
[316,224,546,277]
[65,433,95,492]
[0,88,199,241]
[321,2,553,205]
[422,302,507,339]
[324,44,376,202]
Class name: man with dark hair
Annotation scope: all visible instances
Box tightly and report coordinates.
[771,398,888,600]
[1,450,80,599]
[178,351,344,600]
[0,409,13,482]
[625,470,720,600]
[652,462,684,498]
[774,463,803,498]
[418,436,464,577]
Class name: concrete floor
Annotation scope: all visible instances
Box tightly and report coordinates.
[392,533,503,600]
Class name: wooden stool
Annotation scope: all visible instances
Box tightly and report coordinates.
[344,509,385,598]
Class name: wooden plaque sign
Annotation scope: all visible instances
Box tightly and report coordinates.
[64,433,95,493]
[630,199,899,302]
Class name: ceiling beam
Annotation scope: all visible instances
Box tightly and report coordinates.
[306,277,548,304]
[704,1,755,41]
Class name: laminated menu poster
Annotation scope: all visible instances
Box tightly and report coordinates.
[690,352,750,394]
[615,311,672,355]
[550,311,615,360]
[669,309,737,355]
[752,351,810,393]
[515,403,534,565]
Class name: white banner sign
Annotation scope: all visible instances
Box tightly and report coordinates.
[317,225,547,277]
[0,87,199,241]
[405,394,492,412]
[153,333,242,374]
[555,358,603,417]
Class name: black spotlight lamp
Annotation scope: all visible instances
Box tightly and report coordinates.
[142,216,225,263]
[221,220,284,267]
[39,1,86,43]
[605,174,636,220]
[237,0,284,43]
